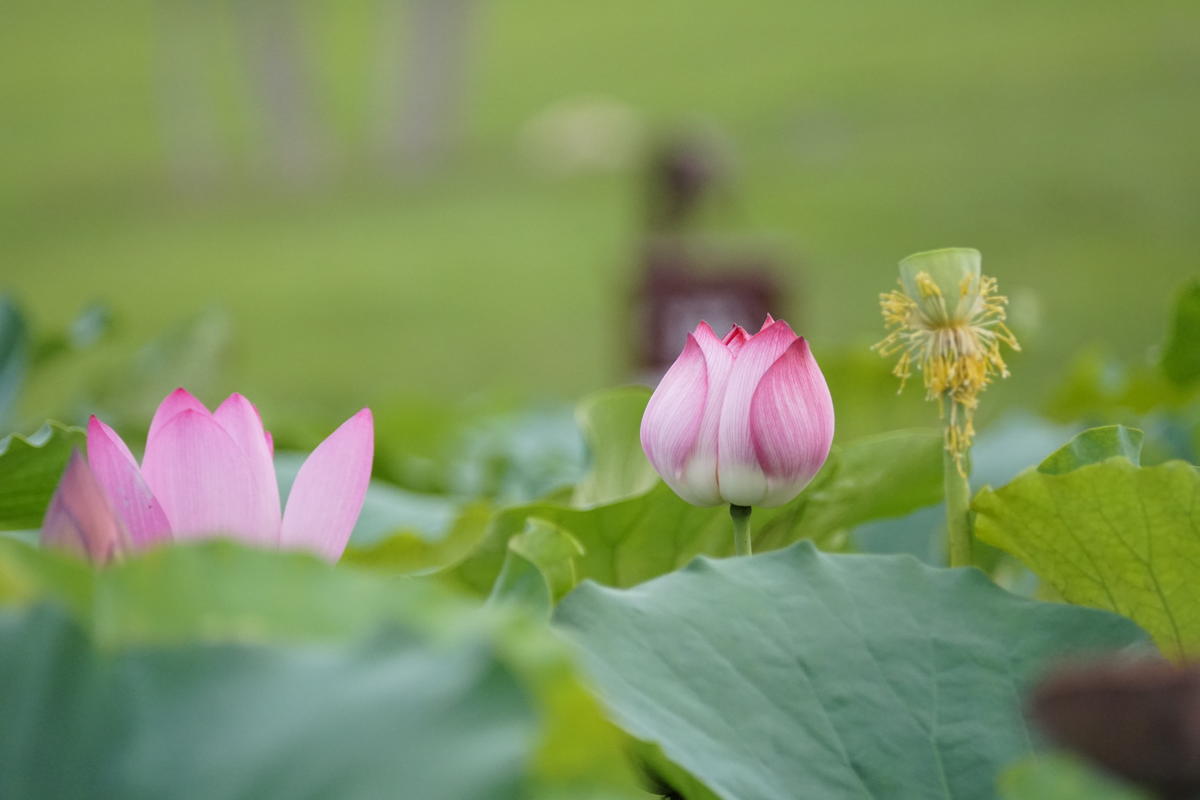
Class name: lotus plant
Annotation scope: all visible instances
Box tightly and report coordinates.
[874,247,1020,567]
[641,316,835,555]
[41,388,373,564]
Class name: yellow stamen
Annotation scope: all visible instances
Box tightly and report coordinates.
[872,270,1020,475]
[915,272,942,298]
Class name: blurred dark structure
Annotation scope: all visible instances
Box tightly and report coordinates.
[157,0,478,189]
[158,0,327,188]
[157,0,223,189]
[633,137,784,380]
[1031,657,1200,799]
[380,0,478,172]
[235,0,329,184]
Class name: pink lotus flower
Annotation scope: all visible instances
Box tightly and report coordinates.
[641,316,834,508]
[41,388,373,563]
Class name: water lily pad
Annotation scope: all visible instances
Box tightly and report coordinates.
[556,542,1149,799]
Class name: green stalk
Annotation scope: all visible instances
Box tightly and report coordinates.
[730,504,752,556]
[943,447,972,568]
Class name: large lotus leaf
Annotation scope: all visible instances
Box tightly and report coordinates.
[449,428,943,594]
[555,542,1149,800]
[0,540,642,799]
[974,430,1200,658]
[0,603,537,800]
[0,421,84,530]
[0,535,453,646]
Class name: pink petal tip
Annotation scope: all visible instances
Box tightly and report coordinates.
[87,416,172,549]
[280,408,374,562]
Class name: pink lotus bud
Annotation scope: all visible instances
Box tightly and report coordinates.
[41,450,131,565]
[41,388,374,563]
[640,317,834,507]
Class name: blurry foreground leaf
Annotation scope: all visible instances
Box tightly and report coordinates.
[0,539,641,799]
[555,542,1149,799]
[1162,280,1200,388]
[975,429,1200,657]
[0,421,83,530]
[998,754,1148,800]
[0,603,538,800]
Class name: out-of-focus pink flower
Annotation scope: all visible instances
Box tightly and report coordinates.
[640,316,834,508]
[41,388,373,564]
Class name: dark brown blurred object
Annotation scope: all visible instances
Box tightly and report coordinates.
[634,138,784,379]
[637,245,778,376]
[1031,658,1200,800]
[646,138,721,234]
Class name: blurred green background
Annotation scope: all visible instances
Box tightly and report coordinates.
[3,0,1198,420]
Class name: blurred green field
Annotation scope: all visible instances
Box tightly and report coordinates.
[3,0,1198,418]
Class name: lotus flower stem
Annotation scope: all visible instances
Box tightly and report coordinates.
[730,504,752,556]
[874,248,1019,568]
[943,438,972,568]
